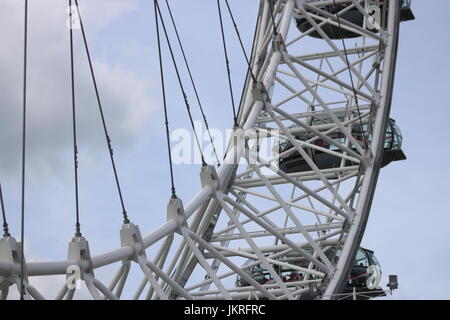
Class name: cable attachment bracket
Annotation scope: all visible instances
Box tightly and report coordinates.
[67,236,95,281]
[167,196,187,233]
[200,165,221,191]
[0,237,40,299]
[63,236,118,300]
[252,81,269,103]
[272,33,286,53]
[120,222,146,263]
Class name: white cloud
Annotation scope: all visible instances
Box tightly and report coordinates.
[0,0,156,179]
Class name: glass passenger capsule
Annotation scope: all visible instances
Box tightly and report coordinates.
[236,247,386,299]
[275,117,406,174]
[295,0,414,40]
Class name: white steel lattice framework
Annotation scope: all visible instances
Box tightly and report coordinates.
[0,0,404,300]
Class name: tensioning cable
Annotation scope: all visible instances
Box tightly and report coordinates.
[223,0,257,84]
[223,0,261,124]
[154,0,177,198]
[74,0,130,224]
[68,0,82,237]
[164,0,221,166]
[235,6,261,122]
[217,0,238,128]
[19,0,29,301]
[0,183,10,237]
[268,0,279,36]
[155,1,207,166]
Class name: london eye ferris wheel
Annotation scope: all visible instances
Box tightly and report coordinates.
[0,0,415,300]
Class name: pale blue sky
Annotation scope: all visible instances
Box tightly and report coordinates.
[0,0,449,299]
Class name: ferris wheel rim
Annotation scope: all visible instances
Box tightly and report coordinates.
[321,0,402,298]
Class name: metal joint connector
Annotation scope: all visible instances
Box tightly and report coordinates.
[120,223,145,261]
[167,196,187,233]
[200,165,220,191]
[252,81,268,102]
[67,236,94,278]
[272,33,286,53]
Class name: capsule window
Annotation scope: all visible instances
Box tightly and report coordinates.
[354,249,370,267]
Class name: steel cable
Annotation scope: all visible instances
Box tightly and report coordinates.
[20,0,28,301]
[69,0,82,237]
[155,1,207,166]
[74,0,130,224]
[154,0,177,198]
[164,0,220,166]
[0,183,10,237]
[217,0,238,127]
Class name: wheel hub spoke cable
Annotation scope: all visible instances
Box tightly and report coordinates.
[69,0,82,237]
[223,0,260,123]
[155,1,207,166]
[74,0,130,224]
[19,0,29,301]
[223,0,257,84]
[0,183,11,237]
[164,0,220,166]
[268,0,279,36]
[217,0,238,128]
[154,0,177,198]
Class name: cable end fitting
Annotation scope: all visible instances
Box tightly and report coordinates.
[122,211,131,225]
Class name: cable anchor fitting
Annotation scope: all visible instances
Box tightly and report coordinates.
[272,33,286,53]
[252,81,269,103]
[167,196,187,234]
[200,165,221,191]
[120,222,145,262]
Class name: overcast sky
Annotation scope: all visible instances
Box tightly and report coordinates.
[0,0,449,300]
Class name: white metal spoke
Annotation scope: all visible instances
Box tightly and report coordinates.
[215,191,296,299]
